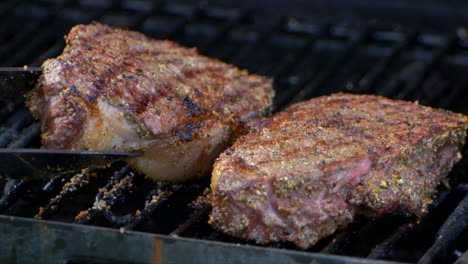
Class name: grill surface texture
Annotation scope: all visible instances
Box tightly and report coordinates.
[0,0,468,263]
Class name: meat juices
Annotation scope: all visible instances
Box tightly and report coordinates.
[210,93,468,249]
[26,23,274,182]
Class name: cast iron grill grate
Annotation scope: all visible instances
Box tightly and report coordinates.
[1,1,468,263]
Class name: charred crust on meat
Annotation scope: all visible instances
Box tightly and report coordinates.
[182,95,201,117]
[70,85,78,95]
[122,74,134,79]
[85,94,97,103]
[26,23,274,183]
[211,93,468,249]
[174,121,197,142]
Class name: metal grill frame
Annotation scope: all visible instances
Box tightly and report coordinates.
[0,215,400,264]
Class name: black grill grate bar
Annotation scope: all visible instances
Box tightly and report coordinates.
[5,4,108,67]
[171,4,232,30]
[31,3,155,67]
[0,99,23,124]
[35,168,93,220]
[194,9,251,55]
[320,218,366,254]
[290,28,369,103]
[100,2,160,30]
[367,223,412,259]
[0,109,34,147]
[274,21,329,66]
[7,122,40,148]
[319,185,462,260]
[273,24,330,109]
[168,8,252,56]
[72,207,100,225]
[140,5,206,42]
[437,75,468,111]
[4,27,59,66]
[157,17,192,40]
[417,78,450,106]
[367,185,468,259]
[1,4,62,66]
[0,109,33,131]
[42,173,73,194]
[0,21,47,63]
[88,172,135,227]
[72,165,131,224]
[223,19,290,66]
[377,74,405,98]
[124,184,182,230]
[0,1,17,17]
[119,0,156,13]
[319,214,409,257]
[30,40,65,67]
[431,187,453,209]
[169,204,211,237]
[273,78,305,110]
[161,2,199,18]
[398,34,457,101]
[27,8,113,67]
[33,174,74,219]
[356,32,417,93]
[418,186,468,264]
[0,179,35,213]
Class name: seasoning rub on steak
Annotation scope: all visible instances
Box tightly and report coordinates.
[210,93,468,249]
[26,23,274,182]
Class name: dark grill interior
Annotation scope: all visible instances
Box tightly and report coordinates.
[1,1,468,263]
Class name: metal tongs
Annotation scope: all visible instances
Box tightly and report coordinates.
[0,67,139,179]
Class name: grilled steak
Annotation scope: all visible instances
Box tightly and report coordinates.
[210,93,468,249]
[26,23,274,182]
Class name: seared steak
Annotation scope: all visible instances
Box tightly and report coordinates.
[26,23,274,182]
[210,93,468,249]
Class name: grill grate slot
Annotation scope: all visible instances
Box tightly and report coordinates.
[418,186,468,264]
[141,15,186,38]
[169,203,211,237]
[7,123,40,148]
[99,11,144,28]
[291,26,368,102]
[0,179,33,213]
[386,185,468,263]
[36,168,93,220]
[323,215,409,257]
[355,32,416,93]
[0,100,22,124]
[398,35,456,101]
[0,22,45,63]
[0,109,34,147]
[367,224,412,259]
[124,184,181,230]
[72,168,153,228]
[120,0,156,13]
[72,165,131,224]
[0,2,15,17]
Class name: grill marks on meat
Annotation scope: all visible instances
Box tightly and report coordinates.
[26,23,274,182]
[210,93,468,249]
